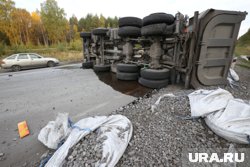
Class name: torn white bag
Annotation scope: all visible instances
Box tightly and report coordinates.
[205,99,250,144]
[228,68,240,82]
[38,113,71,149]
[188,88,234,117]
[188,88,250,144]
[39,114,133,167]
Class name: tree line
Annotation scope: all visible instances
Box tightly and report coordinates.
[0,0,118,47]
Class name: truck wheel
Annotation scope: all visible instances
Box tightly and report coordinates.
[140,68,170,80]
[80,32,91,38]
[141,23,175,36]
[117,63,139,73]
[92,28,109,36]
[142,13,175,26]
[138,77,169,89]
[94,64,110,72]
[11,65,21,72]
[118,26,141,38]
[82,61,93,69]
[119,17,142,28]
[116,71,139,80]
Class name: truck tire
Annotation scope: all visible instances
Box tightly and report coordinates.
[119,17,142,28]
[92,28,109,36]
[116,71,139,80]
[118,26,141,37]
[82,61,93,69]
[138,77,169,89]
[141,23,175,36]
[94,64,110,72]
[140,68,170,80]
[80,32,91,38]
[142,13,175,26]
[117,63,139,73]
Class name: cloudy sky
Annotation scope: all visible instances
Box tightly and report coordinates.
[14,0,250,37]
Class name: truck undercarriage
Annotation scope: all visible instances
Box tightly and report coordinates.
[80,9,247,89]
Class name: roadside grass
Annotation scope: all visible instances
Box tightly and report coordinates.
[235,45,250,56]
[236,58,250,69]
[0,39,84,62]
[41,51,83,62]
[235,45,250,69]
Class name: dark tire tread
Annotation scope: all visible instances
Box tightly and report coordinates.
[117,63,139,73]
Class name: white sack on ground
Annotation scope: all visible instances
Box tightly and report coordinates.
[40,114,133,167]
[228,68,240,81]
[205,99,250,144]
[188,88,234,117]
[188,88,250,144]
[38,113,71,149]
[227,68,240,87]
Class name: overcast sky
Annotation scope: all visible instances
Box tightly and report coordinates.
[14,0,250,37]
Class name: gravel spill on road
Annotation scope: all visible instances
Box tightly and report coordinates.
[63,67,250,166]
[64,130,105,167]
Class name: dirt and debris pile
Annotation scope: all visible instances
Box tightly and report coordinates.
[113,88,227,166]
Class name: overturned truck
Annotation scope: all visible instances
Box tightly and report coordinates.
[80,9,247,89]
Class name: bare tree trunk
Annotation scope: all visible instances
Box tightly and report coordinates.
[40,24,48,46]
[25,25,30,44]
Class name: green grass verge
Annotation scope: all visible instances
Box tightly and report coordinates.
[235,45,250,56]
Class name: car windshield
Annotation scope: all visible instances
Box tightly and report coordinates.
[6,54,17,60]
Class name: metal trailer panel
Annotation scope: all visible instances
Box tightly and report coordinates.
[190,9,247,88]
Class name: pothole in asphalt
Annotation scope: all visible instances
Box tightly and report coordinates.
[95,72,151,97]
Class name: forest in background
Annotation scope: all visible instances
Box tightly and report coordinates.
[0,0,249,63]
[0,0,118,60]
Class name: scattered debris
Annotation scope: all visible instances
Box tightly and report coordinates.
[0,152,5,161]
[18,121,30,138]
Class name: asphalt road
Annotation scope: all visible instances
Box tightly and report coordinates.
[0,64,135,166]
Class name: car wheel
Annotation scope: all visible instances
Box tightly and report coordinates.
[117,63,139,73]
[116,71,139,80]
[11,65,21,72]
[138,77,169,89]
[47,61,55,67]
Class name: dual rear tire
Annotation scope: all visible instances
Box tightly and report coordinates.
[94,64,111,72]
[139,68,170,89]
[116,63,139,81]
[118,17,142,38]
